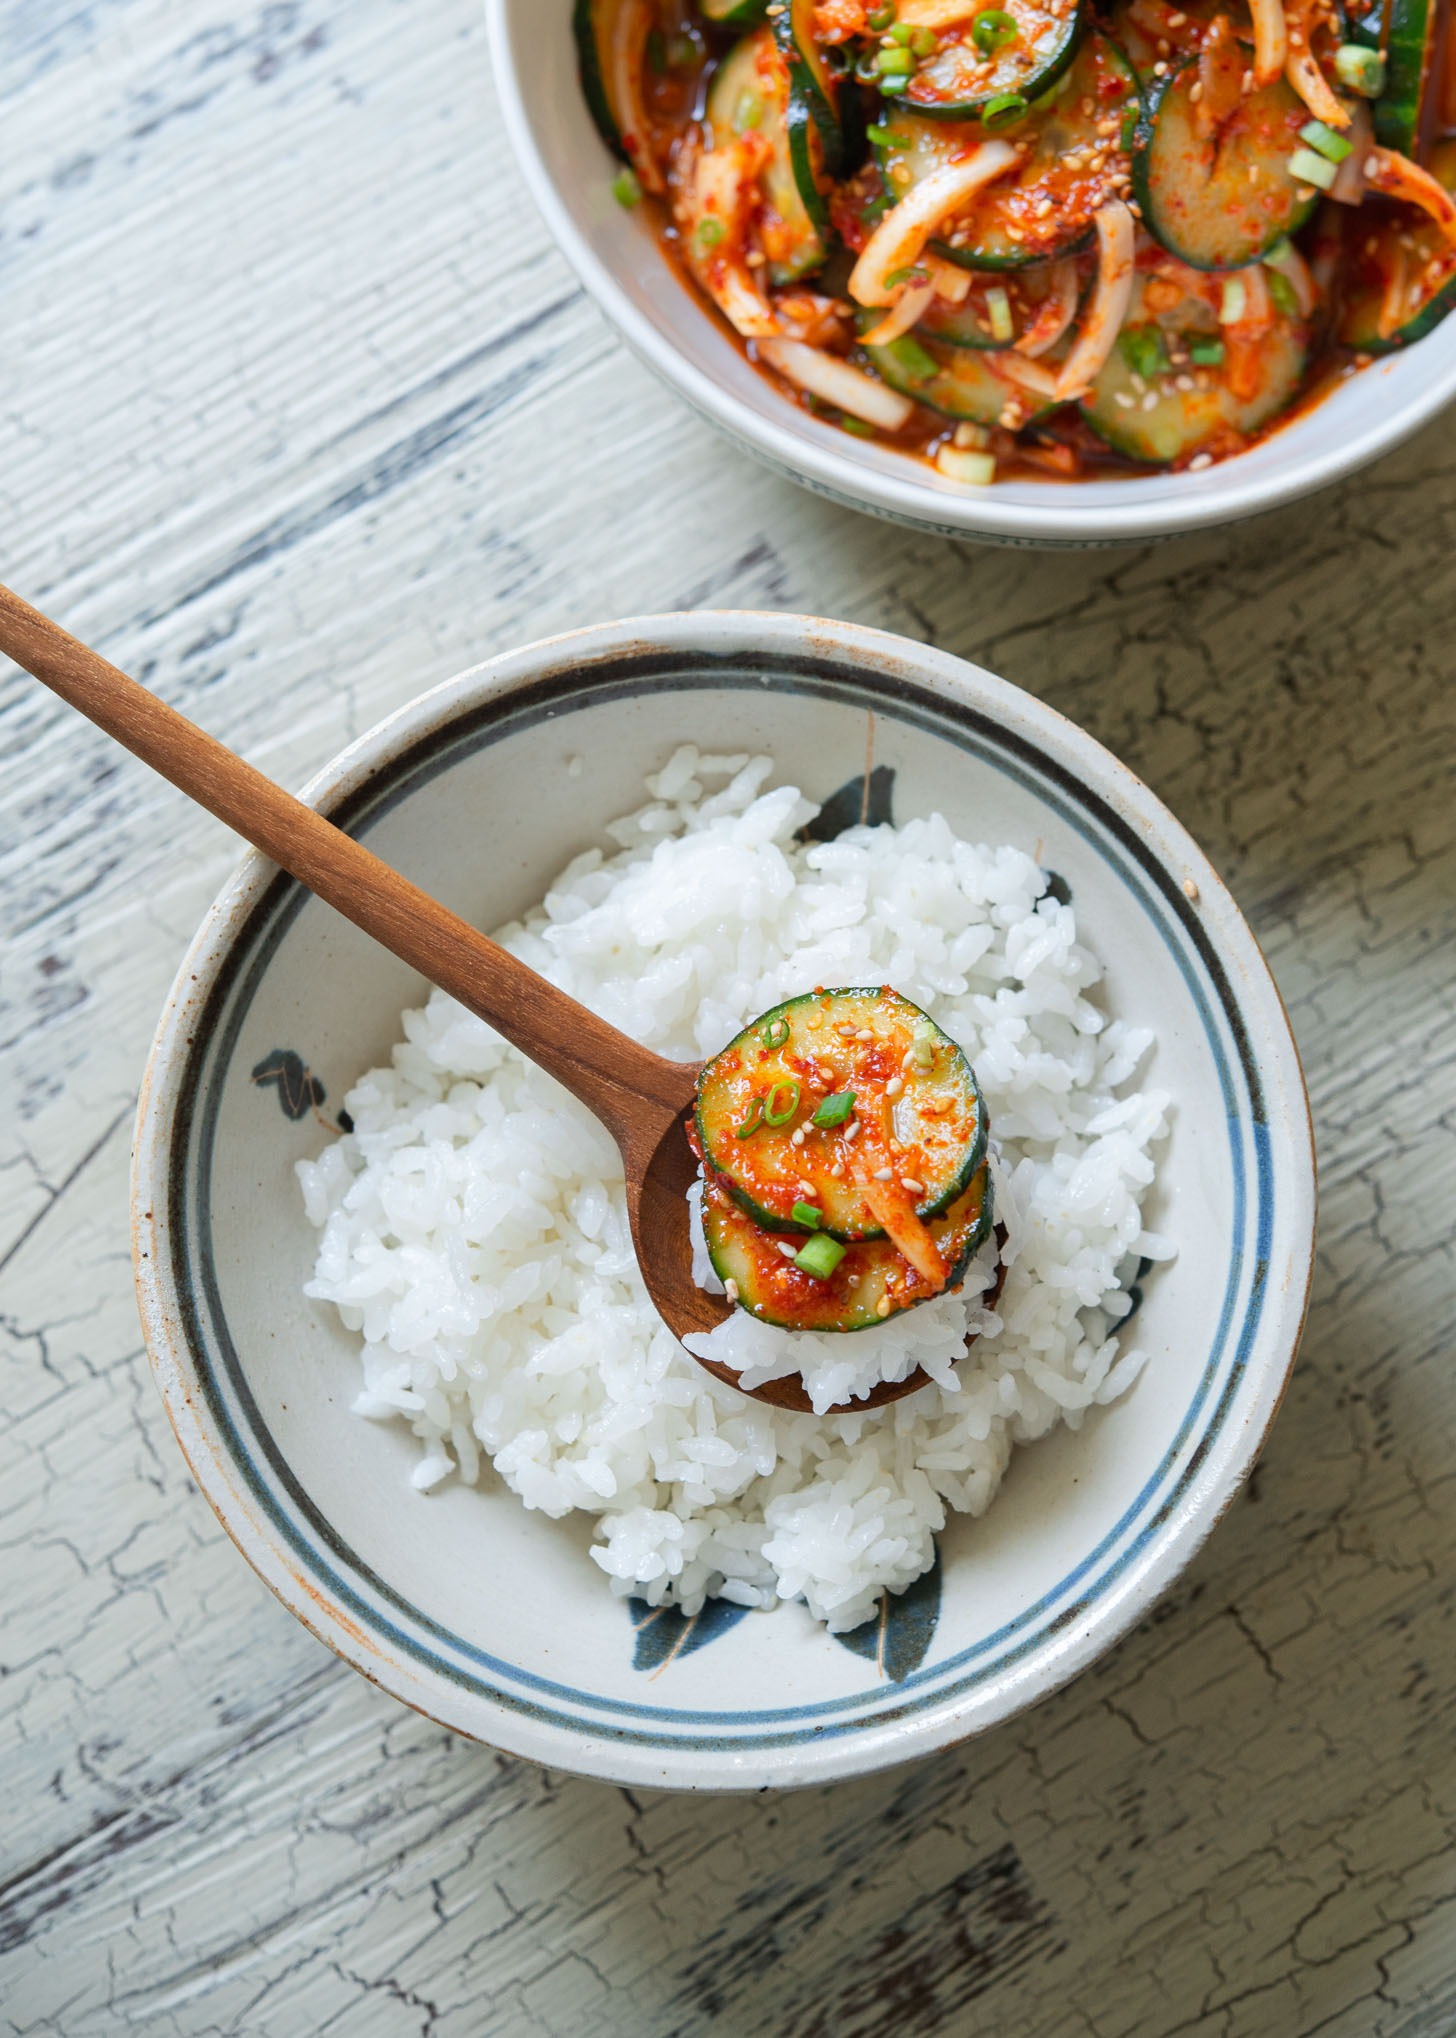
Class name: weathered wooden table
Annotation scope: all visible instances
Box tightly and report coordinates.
[3,3,1454,2031]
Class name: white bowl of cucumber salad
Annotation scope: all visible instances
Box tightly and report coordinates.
[489,0,1456,547]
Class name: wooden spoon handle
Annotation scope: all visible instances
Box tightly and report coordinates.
[0,584,694,1138]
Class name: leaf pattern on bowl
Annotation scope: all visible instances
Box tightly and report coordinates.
[833,1546,943,1683]
[249,1048,339,1124]
[800,764,896,844]
[628,1596,753,1675]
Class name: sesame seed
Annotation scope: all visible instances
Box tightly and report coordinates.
[830,1164,844,1178]
[1153,59,1168,75]
[873,1166,894,1181]
[724,1278,739,1302]
[885,1076,904,1099]
[1115,391,1136,409]
[778,1242,798,1259]
[1175,373,1194,392]
[855,1027,874,1040]
[876,1296,893,1317]
[1183,877,1201,900]
[1141,391,1159,411]
[1189,78,1203,101]
[797,1179,815,1197]
[791,1125,806,1145]
[901,1177,925,1194]
[1189,452,1213,470]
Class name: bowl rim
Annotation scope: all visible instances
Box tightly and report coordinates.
[132,610,1316,1790]
[484,0,1456,545]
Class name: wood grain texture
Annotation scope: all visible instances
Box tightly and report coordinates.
[2,1,1454,2033]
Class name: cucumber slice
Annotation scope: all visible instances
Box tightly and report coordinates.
[703,1167,994,1333]
[575,0,637,157]
[858,329,1040,422]
[1351,0,1438,151]
[896,0,1085,120]
[874,35,1139,270]
[702,0,768,23]
[1337,138,1456,348]
[695,987,988,1242]
[1132,57,1320,270]
[1107,0,1226,80]
[1081,272,1308,460]
[707,30,828,281]
[771,0,845,171]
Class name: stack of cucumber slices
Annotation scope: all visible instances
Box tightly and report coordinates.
[692,988,995,1334]
[576,0,1456,476]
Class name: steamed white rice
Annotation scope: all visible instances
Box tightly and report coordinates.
[297,748,1172,1633]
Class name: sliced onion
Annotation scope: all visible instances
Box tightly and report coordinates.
[759,338,916,430]
[1285,0,1350,128]
[1330,103,1372,203]
[988,352,1060,398]
[861,277,938,347]
[1377,241,1410,340]
[609,0,665,196]
[1233,260,1275,332]
[1054,201,1137,403]
[856,1178,949,1289]
[1249,0,1289,87]
[1016,259,1080,356]
[676,140,776,337]
[925,253,973,304]
[849,142,1021,307]
[1365,146,1456,246]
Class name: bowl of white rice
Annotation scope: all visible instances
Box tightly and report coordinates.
[133,611,1315,1791]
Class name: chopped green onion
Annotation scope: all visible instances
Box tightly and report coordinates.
[972,8,1018,53]
[1119,322,1171,378]
[812,1089,857,1128]
[763,1078,801,1127]
[981,91,1029,130]
[936,446,996,486]
[866,121,896,145]
[1219,274,1247,325]
[791,1201,823,1229]
[911,1018,937,1069]
[734,89,765,133]
[885,263,930,289]
[878,74,910,95]
[1188,335,1225,366]
[867,1,897,25]
[1265,266,1300,317]
[985,285,1014,343]
[735,1097,764,1139]
[696,217,727,251]
[877,45,915,73]
[888,20,915,42]
[910,26,937,55]
[884,333,939,384]
[611,168,642,209]
[1334,42,1384,95]
[840,415,877,437]
[1287,145,1339,190]
[794,1233,847,1280]
[760,1015,790,1049]
[1300,118,1353,163]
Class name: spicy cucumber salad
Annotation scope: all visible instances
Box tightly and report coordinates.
[577,0,1456,484]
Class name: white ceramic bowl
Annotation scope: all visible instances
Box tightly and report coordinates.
[133,613,1315,1789]
[487,0,1456,547]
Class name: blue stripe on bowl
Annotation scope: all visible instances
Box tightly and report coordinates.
[168,653,1271,1751]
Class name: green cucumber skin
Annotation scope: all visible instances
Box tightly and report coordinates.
[1351,0,1434,151]
[701,0,769,24]
[1131,62,1318,271]
[705,1173,995,1334]
[904,2,1087,120]
[773,0,844,173]
[575,0,626,157]
[695,987,988,1242]
[706,32,828,282]
[1338,260,1456,351]
[931,228,1094,275]
[784,76,834,249]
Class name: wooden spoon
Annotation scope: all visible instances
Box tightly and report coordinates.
[0,584,979,1414]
